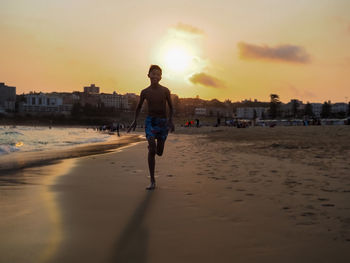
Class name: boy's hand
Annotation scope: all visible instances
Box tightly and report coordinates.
[127,120,137,133]
[167,120,175,133]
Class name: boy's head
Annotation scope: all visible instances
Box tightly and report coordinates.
[148,65,162,85]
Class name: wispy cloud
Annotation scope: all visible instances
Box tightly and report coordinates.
[189,72,224,88]
[171,23,204,37]
[238,42,311,64]
[288,85,316,99]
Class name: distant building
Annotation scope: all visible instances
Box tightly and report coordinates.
[0,82,16,112]
[311,103,322,118]
[332,103,347,114]
[78,92,100,107]
[49,92,76,112]
[100,92,128,109]
[282,99,303,117]
[19,92,67,114]
[207,107,232,117]
[125,93,139,110]
[236,107,267,119]
[84,84,100,94]
[194,107,207,116]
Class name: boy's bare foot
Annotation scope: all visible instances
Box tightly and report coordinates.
[146,181,156,190]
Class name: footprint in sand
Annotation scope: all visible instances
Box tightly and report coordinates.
[321,188,338,193]
[248,179,261,183]
[296,221,317,226]
[209,176,226,180]
[284,180,302,187]
[249,170,258,175]
[301,212,316,217]
[305,205,315,210]
[317,198,330,201]
[302,193,315,196]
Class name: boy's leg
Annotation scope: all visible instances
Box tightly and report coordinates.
[147,137,156,189]
[156,138,166,156]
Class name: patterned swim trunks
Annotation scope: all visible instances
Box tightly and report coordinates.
[145,116,169,141]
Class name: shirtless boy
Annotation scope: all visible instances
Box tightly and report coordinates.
[128,65,174,190]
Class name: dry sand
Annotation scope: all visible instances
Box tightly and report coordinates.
[1,126,350,262]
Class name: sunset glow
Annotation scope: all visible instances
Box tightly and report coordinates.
[0,0,349,102]
[163,46,192,73]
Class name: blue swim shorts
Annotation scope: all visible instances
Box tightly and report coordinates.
[145,116,169,141]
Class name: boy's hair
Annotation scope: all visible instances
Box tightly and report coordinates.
[148,65,162,74]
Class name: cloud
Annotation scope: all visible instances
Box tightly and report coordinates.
[238,42,311,64]
[171,23,204,36]
[189,72,224,88]
[288,85,316,99]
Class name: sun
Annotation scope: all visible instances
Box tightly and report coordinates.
[163,46,192,73]
[153,39,198,75]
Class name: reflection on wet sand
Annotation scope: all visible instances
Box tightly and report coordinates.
[39,158,76,263]
[0,158,76,263]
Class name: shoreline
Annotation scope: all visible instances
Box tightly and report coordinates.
[0,134,145,174]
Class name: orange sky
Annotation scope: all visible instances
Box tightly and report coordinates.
[1,0,349,103]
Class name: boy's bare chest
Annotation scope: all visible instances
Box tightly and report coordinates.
[145,89,166,104]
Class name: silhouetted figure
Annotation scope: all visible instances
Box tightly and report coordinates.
[217,117,221,127]
[116,123,120,137]
[128,65,174,190]
[195,118,200,128]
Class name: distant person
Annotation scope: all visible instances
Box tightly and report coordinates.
[116,122,120,137]
[195,118,200,128]
[128,65,174,190]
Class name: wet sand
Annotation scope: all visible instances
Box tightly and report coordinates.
[1,126,350,262]
[0,134,143,171]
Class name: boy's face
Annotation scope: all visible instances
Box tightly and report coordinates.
[148,69,162,85]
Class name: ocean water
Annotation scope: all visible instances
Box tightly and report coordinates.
[0,126,114,156]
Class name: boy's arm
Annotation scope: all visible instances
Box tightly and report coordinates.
[166,89,175,132]
[127,91,145,132]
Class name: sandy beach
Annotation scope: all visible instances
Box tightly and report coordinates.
[1,126,350,263]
